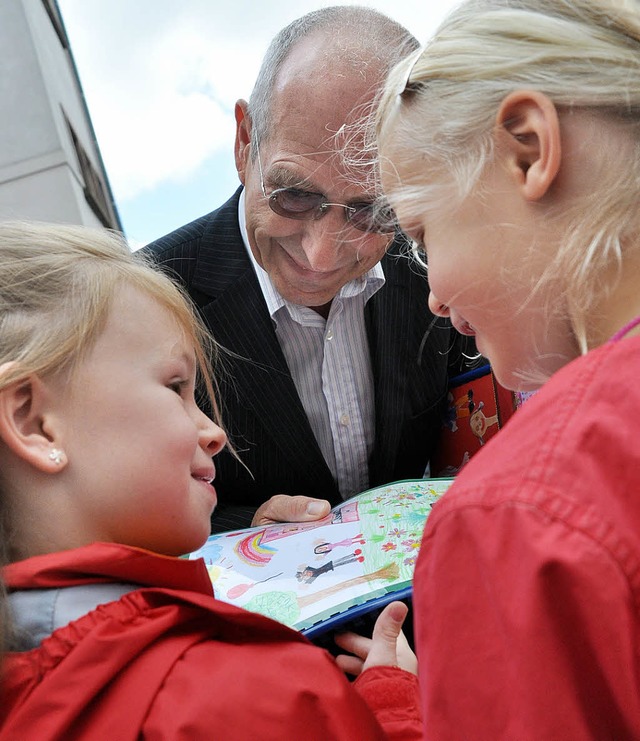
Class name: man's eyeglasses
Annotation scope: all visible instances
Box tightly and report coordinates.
[256,148,397,234]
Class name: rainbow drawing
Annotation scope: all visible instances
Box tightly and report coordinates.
[234,530,278,566]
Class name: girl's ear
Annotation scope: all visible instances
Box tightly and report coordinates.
[234,99,252,185]
[496,90,561,201]
[0,364,67,473]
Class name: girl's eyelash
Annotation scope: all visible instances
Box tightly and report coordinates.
[168,379,188,394]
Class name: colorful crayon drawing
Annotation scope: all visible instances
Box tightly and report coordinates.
[313,534,366,555]
[234,531,278,566]
[188,478,453,633]
[230,501,362,567]
[296,551,365,584]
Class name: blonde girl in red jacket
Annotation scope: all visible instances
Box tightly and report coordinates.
[374,0,640,738]
[0,221,419,741]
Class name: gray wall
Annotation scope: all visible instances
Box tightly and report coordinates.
[0,0,121,229]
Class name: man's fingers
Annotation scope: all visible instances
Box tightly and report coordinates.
[251,495,331,526]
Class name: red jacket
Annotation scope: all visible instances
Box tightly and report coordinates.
[1,543,421,741]
[415,334,640,740]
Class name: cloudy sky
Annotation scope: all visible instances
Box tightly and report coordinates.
[56,0,460,248]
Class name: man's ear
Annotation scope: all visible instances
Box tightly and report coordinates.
[496,90,561,201]
[0,365,66,473]
[234,99,252,185]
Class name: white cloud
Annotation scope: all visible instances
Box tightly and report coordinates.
[59,3,263,201]
[57,0,459,205]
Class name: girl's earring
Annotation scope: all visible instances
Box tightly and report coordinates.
[48,448,65,466]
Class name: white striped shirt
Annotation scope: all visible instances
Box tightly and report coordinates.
[239,191,385,498]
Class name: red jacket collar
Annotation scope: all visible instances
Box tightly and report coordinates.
[4,542,214,596]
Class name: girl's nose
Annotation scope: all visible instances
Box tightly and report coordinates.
[199,410,227,457]
[428,291,450,318]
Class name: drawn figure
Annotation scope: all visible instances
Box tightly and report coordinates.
[469,403,499,445]
[313,534,366,555]
[444,388,476,432]
[296,551,365,584]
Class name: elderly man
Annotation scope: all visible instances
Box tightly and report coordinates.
[145,6,454,532]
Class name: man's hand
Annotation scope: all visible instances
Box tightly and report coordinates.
[333,601,418,676]
[251,494,331,527]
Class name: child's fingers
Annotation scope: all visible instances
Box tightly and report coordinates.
[333,602,418,677]
[364,601,418,675]
[333,630,373,676]
[334,630,372,659]
[334,653,365,676]
[363,601,406,670]
[395,625,419,675]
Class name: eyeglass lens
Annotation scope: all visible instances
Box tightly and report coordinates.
[268,189,396,233]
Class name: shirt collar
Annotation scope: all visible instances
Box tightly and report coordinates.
[238,188,385,321]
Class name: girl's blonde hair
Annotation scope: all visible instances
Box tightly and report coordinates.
[376,0,640,359]
[0,221,221,397]
[0,221,226,649]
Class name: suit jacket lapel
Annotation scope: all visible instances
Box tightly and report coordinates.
[191,192,337,493]
[367,248,413,484]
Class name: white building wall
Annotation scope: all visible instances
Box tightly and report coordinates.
[0,0,121,230]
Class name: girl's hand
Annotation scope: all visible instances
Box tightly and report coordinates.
[334,601,418,676]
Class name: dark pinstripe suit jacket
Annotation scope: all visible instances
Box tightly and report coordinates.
[145,188,453,531]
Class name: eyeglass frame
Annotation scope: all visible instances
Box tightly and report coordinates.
[255,146,397,234]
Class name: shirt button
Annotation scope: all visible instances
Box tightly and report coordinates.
[326,329,334,341]
[339,413,350,426]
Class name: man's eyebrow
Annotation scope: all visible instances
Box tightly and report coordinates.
[268,165,320,192]
[267,164,378,203]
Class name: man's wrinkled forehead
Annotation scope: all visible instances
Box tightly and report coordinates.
[259,43,381,189]
[270,31,386,133]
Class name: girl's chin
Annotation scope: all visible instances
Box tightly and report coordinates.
[473,332,486,356]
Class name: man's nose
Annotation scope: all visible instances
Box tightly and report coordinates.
[300,211,350,272]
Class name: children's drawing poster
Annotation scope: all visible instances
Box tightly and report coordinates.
[188,478,453,632]
[432,365,517,477]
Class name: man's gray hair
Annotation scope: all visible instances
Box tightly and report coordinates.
[247,5,419,156]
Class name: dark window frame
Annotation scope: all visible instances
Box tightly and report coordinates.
[63,113,115,228]
[41,0,69,49]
